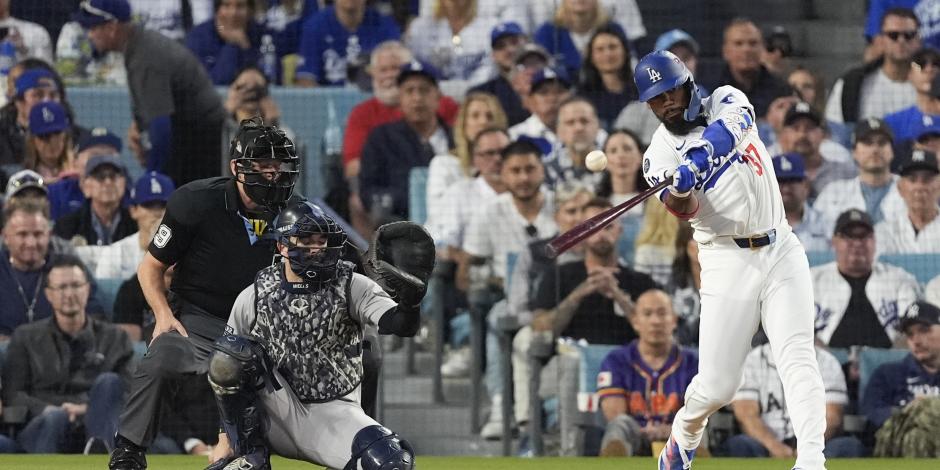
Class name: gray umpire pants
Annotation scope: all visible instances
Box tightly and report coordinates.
[117,309,227,447]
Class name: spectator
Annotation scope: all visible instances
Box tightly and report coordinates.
[765,95,852,165]
[128,0,212,41]
[404,0,496,82]
[1,254,133,453]
[295,0,400,87]
[76,0,226,186]
[633,200,679,287]
[0,68,62,173]
[468,22,533,126]
[776,101,857,201]
[929,275,940,306]
[23,101,74,184]
[77,171,174,281]
[463,139,557,438]
[595,129,647,265]
[0,181,81,261]
[701,18,790,119]
[813,209,921,348]
[359,60,452,224]
[533,0,626,81]
[814,117,905,229]
[508,67,572,147]
[0,0,53,64]
[863,301,940,457]
[426,92,507,233]
[597,289,698,457]
[788,66,827,116]
[10,0,83,43]
[341,41,459,180]
[186,0,266,85]
[883,47,940,147]
[56,18,126,86]
[546,96,607,188]
[826,7,920,124]
[614,29,701,145]
[519,197,656,432]
[47,127,122,221]
[53,155,137,247]
[875,148,940,253]
[417,0,530,31]
[772,153,830,252]
[3,168,46,202]
[666,222,700,347]
[221,65,305,172]
[728,343,864,458]
[0,199,65,338]
[760,25,794,78]
[430,128,510,379]
[865,0,940,60]
[909,113,940,156]
[577,24,636,131]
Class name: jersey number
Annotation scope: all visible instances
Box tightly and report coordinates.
[742,143,764,176]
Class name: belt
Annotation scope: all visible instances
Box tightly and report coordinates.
[732,229,777,249]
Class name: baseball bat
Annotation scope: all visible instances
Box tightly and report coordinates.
[546,179,672,258]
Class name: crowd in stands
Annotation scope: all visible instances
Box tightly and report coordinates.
[0,0,936,460]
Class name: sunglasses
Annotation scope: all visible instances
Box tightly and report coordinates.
[884,30,918,41]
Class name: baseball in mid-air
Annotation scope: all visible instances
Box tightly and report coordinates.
[585,150,608,172]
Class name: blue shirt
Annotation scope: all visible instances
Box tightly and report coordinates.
[534,21,627,80]
[883,105,940,147]
[296,6,400,86]
[860,180,893,223]
[861,354,940,427]
[597,341,698,426]
[47,176,86,221]
[186,20,266,85]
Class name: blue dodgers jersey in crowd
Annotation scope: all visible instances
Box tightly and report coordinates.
[534,21,627,80]
[596,341,699,426]
[883,106,940,145]
[296,6,400,85]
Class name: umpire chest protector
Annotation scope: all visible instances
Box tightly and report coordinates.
[251,262,362,402]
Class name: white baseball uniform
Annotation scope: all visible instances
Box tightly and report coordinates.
[643,85,828,469]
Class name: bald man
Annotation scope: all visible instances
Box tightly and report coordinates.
[596,289,699,456]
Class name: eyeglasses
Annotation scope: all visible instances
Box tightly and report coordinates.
[80,0,117,22]
[884,30,918,42]
[46,281,89,293]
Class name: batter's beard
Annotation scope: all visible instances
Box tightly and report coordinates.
[662,117,701,136]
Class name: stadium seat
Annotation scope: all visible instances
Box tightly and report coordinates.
[878,253,940,285]
[409,167,429,225]
[858,347,909,402]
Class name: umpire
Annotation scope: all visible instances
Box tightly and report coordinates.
[108,118,300,470]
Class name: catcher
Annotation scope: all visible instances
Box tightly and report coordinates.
[205,201,434,470]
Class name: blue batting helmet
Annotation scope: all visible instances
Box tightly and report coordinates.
[634,50,703,121]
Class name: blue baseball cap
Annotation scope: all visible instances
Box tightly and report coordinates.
[84,154,127,178]
[491,22,524,47]
[530,67,571,93]
[28,101,70,136]
[396,60,440,86]
[14,68,57,99]
[655,29,700,55]
[73,0,132,28]
[131,171,175,205]
[772,153,806,181]
[77,127,123,154]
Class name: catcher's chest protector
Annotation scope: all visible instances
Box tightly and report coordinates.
[251,262,363,402]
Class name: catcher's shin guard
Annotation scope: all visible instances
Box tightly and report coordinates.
[207,334,270,461]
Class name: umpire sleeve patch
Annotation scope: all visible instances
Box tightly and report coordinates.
[154,224,172,248]
[598,371,613,388]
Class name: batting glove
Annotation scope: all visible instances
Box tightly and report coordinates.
[683,140,717,178]
[669,164,696,197]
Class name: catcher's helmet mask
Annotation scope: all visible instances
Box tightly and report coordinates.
[273,201,347,286]
[231,117,300,211]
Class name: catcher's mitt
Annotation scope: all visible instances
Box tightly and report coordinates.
[364,221,436,306]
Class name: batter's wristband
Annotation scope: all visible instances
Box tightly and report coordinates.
[663,196,699,220]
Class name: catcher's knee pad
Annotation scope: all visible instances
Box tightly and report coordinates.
[344,425,414,470]
[208,334,266,395]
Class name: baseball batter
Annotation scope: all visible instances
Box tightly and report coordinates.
[205,202,434,470]
[634,51,827,470]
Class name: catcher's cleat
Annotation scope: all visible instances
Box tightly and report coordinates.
[658,435,695,470]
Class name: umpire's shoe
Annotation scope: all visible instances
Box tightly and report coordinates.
[109,434,147,470]
[658,435,695,470]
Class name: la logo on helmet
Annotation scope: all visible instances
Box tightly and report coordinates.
[647,67,662,83]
